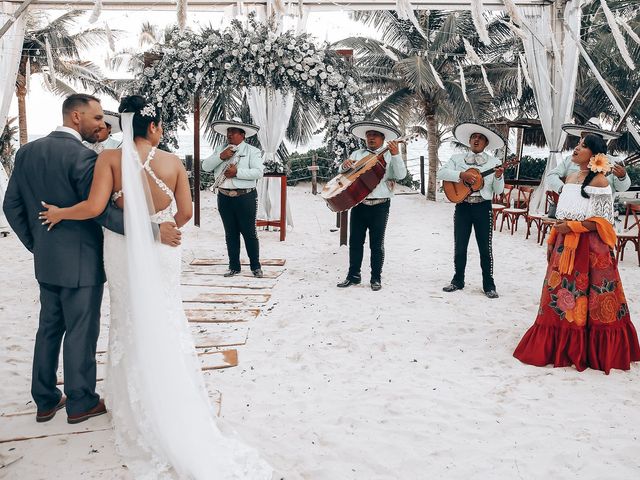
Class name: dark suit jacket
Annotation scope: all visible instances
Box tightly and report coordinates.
[2,131,124,288]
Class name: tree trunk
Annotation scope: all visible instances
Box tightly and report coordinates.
[426,114,439,201]
[16,55,28,145]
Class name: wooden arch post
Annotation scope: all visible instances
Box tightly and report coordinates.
[335,49,353,247]
[193,91,201,227]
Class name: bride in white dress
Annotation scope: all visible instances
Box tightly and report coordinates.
[40,95,272,479]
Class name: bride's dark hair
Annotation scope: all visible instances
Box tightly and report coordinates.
[118,95,162,139]
[580,134,607,199]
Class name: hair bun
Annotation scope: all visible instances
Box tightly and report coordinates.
[118,95,147,114]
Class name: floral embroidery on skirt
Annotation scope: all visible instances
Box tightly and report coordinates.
[514,231,640,374]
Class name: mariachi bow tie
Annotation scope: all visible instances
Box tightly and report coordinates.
[465,153,487,166]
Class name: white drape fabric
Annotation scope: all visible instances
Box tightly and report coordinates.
[0,2,25,230]
[521,0,582,212]
[247,86,294,227]
[0,2,26,133]
[0,164,9,229]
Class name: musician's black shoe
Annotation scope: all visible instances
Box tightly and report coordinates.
[252,268,264,278]
[223,269,241,277]
[484,289,499,299]
[370,280,382,291]
[442,283,463,292]
[337,277,361,288]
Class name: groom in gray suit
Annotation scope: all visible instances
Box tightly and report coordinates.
[3,94,181,423]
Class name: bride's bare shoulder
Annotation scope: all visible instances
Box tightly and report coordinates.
[155,149,183,166]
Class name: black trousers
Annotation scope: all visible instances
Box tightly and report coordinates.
[217,189,261,271]
[451,200,496,292]
[33,282,103,415]
[347,200,391,282]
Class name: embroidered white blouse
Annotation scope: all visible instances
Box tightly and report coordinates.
[555,183,614,224]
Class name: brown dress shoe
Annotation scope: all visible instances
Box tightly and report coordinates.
[67,399,107,424]
[36,396,66,423]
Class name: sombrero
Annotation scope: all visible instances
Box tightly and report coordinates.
[349,121,401,141]
[103,111,121,134]
[561,117,621,140]
[453,121,505,151]
[212,117,259,138]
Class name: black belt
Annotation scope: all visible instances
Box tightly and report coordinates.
[218,188,255,197]
[361,198,390,206]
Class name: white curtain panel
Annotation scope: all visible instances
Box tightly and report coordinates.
[0,2,26,230]
[0,164,9,229]
[0,2,26,133]
[521,0,582,212]
[247,86,295,227]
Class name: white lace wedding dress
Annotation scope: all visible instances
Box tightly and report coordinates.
[102,127,272,479]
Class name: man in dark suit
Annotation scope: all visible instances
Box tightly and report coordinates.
[3,94,181,424]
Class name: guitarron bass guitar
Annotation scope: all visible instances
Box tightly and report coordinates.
[321,133,418,212]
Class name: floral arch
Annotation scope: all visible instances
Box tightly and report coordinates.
[137,16,365,160]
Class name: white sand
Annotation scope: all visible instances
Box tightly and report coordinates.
[2,185,640,479]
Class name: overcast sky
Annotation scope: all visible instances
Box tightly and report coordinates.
[9,9,367,136]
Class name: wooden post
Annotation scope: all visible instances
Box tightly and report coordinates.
[419,155,425,196]
[185,154,194,195]
[515,127,524,181]
[311,153,318,195]
[193,92,201,227]
[339,211,348,246]
[279,175,287,242]
[336,212,341,228]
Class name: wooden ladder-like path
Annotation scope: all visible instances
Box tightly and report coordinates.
[0,258,286,446]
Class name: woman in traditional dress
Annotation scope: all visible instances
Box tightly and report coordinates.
[513,134,640,374]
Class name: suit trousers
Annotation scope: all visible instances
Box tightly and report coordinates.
[347,200,391,282]
[451,200,496,292]
[217,189,261,271]
[33,282,103,415]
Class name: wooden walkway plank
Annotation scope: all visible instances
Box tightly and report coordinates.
[182,292,271,305]
[181,274,276,289]
[183,268,283,279]
[190,258,286,266]
[186,307,260,323]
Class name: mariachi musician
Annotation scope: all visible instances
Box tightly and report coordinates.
[336,120,407,291]
[437,121,505,299]
[202,117,264,278]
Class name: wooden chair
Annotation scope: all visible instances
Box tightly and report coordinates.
[526,190,559,242]
[500,186,534,235]
[616,203,640,265]
[492,185,514,231]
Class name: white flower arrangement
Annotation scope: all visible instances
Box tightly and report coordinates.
[137,13,364,160]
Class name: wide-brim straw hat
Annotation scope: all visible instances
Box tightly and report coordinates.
[349,121,401,141]
[212,117,259,138]
[561,117,621,140]
[453,121,505,151]
[103,111,121,134]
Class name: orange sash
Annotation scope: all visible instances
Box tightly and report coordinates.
[547,217,617,274]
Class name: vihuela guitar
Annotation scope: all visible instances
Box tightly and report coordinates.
[321,133,418,213]
[442,158,520,204]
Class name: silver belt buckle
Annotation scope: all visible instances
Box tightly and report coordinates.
[228,190,238,197]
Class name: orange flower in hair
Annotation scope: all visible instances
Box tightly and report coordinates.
[588,153,612,174]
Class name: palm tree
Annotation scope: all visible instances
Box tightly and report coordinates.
[16,11,118,144]
[572,1,640,151]
[338,11,517,200]
[0,117,18,174]
[108,22,168,77]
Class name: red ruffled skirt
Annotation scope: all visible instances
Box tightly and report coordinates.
[514,231,640,374]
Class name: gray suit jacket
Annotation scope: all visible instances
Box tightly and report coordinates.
[2,131,124,288]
